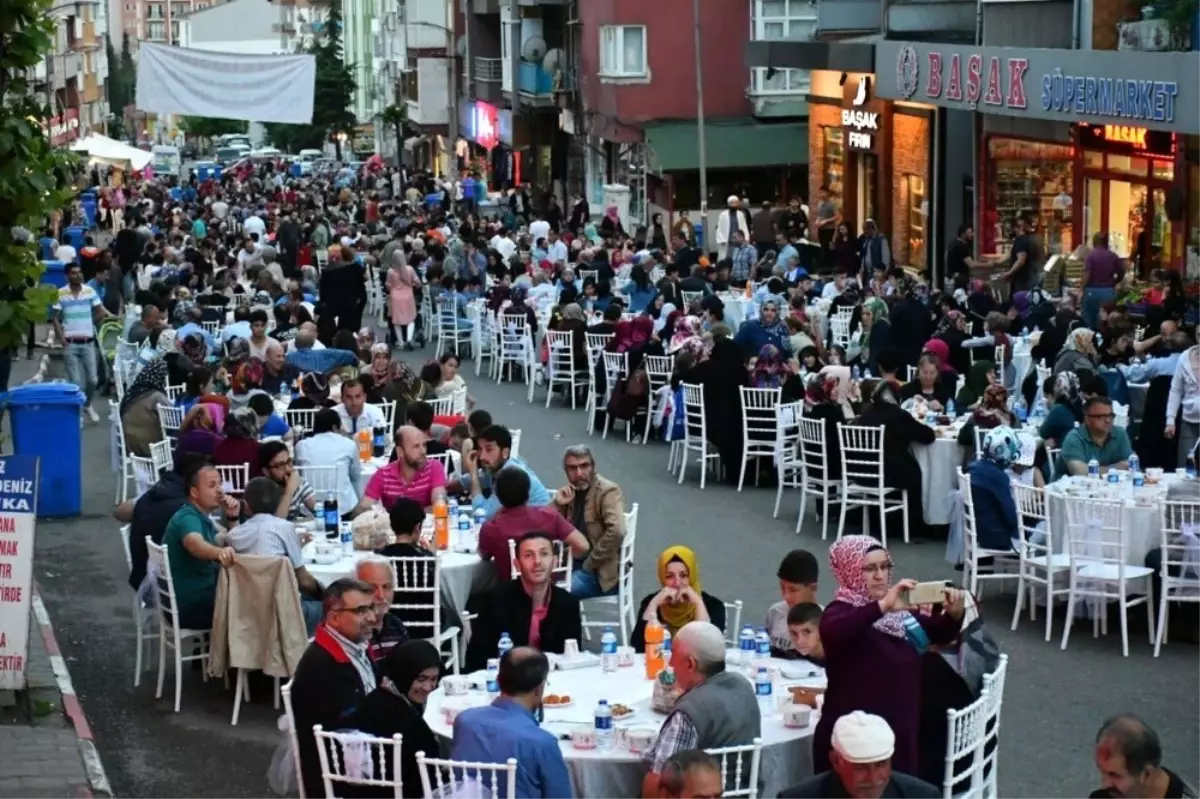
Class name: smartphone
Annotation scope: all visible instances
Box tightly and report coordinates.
[903,580,949,606]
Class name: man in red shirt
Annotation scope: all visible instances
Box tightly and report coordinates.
[477,467,590,583]
[362,425,447,510]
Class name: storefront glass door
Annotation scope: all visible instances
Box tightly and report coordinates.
[1084,178,1150,260]
[856,152,878,233]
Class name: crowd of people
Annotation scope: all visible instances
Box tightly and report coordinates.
[27,153,1196,799]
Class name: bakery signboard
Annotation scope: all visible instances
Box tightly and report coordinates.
[876,41,1200,135]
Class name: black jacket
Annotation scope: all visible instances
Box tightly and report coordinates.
[319,264,366,313]
[853,402,936,488]
[346,690,441,798]
[779,770,939,798]
[292,626,373,799]
[464,579,582,672]
[127,473,189,590]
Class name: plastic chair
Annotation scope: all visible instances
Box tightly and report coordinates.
[543,329,583,408]
[1009,482,1071,641]
[165,383,186,401]
[285,408,319,434]
[737,387,781,491]
[425,394,454,417]
[510,429,522,460]
[600,351,630,441]
[495,313,532,387]
[427,451,463,478]
[1154,500,1200,657]
[146,538,211,712]
[280,681,307,799]
[771,401,804,520]
[157,403,185,446]
[415,752,517,799]
[979,654,1008,798]
[705,738,764,798]
[957,468,1021,598]
[295,464,339,496]
[121,525,158,687]
[379,400,397,433]
[836,425,910,547]
[386,555,462,673]
[313,726,403,797]
[642,354,675,444]
[941,688,990,799]
[112,400,137,503]
[435,297,473,359]
[677,383,721,489]
[215,463,250,495]
[580,504,638,645]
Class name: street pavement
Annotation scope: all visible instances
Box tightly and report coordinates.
[16,349,1200,798]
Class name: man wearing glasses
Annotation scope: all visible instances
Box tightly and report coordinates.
[291,578,379,799]
[259,441,317,521]
[1061,396,1133,477]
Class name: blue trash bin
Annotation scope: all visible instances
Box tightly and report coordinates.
[40,259,67,288]
[62,225,85,255]
[694,222,705,250]
[0,383,87,518]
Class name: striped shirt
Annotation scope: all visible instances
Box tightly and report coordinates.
[363,459,447,509]
[53,284,101,340]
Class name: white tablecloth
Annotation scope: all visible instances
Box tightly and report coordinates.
[425,653,823,798]
[1045,474,1181,566]
[912,434,965,526]
[305,540,489,618]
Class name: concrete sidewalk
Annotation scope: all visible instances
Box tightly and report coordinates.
[0,593,111,798]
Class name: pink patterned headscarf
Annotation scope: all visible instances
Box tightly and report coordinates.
[829,535,906,638]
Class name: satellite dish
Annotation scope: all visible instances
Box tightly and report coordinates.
[542,47,564,73]
[520,35,547,62]
[455,35,466,56]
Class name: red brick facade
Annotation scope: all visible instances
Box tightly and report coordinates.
[891,113,931,269]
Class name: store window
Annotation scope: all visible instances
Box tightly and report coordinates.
[985,138,1074,257]
[906,174,927,267]
[750,0,817,96]
[823,127,843,207]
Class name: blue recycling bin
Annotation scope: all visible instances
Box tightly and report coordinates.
[0,383,87,517]
[40,259,67,288]
[694,222,705,250]
[80,198,97,229]
[62,225,85,258]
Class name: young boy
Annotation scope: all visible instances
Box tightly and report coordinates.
[786,602,825,666]
[766,549,819,658]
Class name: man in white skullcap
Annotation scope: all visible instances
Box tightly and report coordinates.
[716,195,750,261]
[778,712,939,799]
[641,621,760,798]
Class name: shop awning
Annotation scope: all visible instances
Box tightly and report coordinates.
[643,119,808,172]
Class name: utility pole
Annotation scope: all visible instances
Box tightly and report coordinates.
[445,0,458,178]
[691,0,707,243]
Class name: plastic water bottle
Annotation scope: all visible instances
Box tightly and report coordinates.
[600,627,618,673]
[755,666,773,715]
[457,508,471,535]
[1107,470,1120,484]
[1088,458,1100,479]
[486,657,500,695]
[946,399,956,418]
[1133,469,1145,488]
[863,368,873,379]
[498,631,514,660]
[339,521,353,555]
[662,629,672,665]
[594,700,613,748]
[1013,397,1027,424]
[1033,397,1047,421]
[473,507,487,529]
[851,365,860,381]
[738,625,755,666]
[925,411,937,426]
[448,496,459,516]
[755,627,771,666]
[1128,453,1140,475]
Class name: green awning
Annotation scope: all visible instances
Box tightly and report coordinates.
[643,118,809,171]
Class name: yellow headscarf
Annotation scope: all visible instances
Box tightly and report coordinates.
[656,545,702,635]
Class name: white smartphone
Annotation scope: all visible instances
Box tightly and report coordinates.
[903,580,949,606]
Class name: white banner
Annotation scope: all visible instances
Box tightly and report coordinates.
[136,42,316,125]
[0,455,38,691]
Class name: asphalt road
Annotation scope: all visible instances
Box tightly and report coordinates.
[17,348,1200,798]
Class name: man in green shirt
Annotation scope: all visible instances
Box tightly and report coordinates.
[161,464,240,630]
[1061,396,1133,477]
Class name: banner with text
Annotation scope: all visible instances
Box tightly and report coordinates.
[0,456,38,691]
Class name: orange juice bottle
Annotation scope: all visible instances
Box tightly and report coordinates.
[644,621,665,679]
[356,429,372,460]
[432,497,449,550]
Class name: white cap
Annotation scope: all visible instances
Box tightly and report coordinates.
[726,195,739,205]
[831,712,895,764]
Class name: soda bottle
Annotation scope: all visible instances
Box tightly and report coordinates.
[356,428,372,461]
[600,627,618,673]
[433,496,449,550]
[644,621,665,679]
[372,424,386,458]
[322,492,339,539]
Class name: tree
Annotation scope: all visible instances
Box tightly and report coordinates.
[377,102,410,155]
[0,0,78,350]
[179,116,247,140]
[264,3,355,156]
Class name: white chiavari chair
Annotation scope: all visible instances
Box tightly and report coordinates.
[157,403,185,446]
[146,538,211,712]
[435,297,473,358]
[795,416,842,539]
[542,329,583,408]
[415,753,517,799]
[677,383,721,489]
[737,387,781,491]
[722,600,744,646]
[165,383,186,401]
[772,400,803,518]
[600,351,631,441]
[387,556,461,673]
[378,400,397,433]
[836,425,910,547]
[580,504,638,645]
[642,354,674,444]
[706,738,764,798]
[1154,500,1200,656]
[495,313,532,387]
[957,468,1021,598]
[215,463,250,496]
[1009,481,1071,641]
[313,727,403,797]
[285,408,319,435]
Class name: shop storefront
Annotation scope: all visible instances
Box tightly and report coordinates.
[809,69,934,270]
[876,41,1200,273]
[457,100,519,189]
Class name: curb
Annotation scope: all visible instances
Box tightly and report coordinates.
[30,588,112,799]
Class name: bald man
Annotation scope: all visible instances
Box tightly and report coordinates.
[355,557,410,663]
[261,338,298,394]
[359,425,448,511]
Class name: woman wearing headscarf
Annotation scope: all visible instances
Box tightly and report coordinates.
[288,373,337,411]
[933,310,971,374]
[733,298,791,359]
[630,546,728,648]
[1053,328,1099,380]
[1038,370,1082,451]
[599,205,624,238]
[212,407,263,477]
[176,404,225,458]
[552,302,589,368]
[750,344,786,389]
[853,381,936,535]
[386,248,420,350]
[967,426,1022,551]
[814,535,965,774]
[955,359,998,409]
[668,315,705,356]
[957,382,1014,455]
[504,285,539,335]
[120,359,171,457]
[681,324,747,485]
[228,358,269,410]
[346,640,443,799]
[799,367,856,482]
[854,297,892,374]
[179,331,210,367]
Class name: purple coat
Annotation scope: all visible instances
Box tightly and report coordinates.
[813,600,961,774]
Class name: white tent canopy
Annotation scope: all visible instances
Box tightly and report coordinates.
[70,134,153,170]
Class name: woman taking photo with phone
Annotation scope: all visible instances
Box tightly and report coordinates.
[813,536,966,775]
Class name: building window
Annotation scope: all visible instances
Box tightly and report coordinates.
[750,0,815,95]
[599,25,646,79]
[906,174,927,267]
[984,138,1074,257]
[822,126,843,204]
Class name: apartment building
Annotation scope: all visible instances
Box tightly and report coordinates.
[110,0,220,50]
[40,0,110,144]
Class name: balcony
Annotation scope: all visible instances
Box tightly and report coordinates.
[515,61,571,105]
[474,56,502,82]
[1116,18,1183,51]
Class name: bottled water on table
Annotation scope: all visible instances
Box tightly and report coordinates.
[946,399,956,418]
[1088,458,1100,479]
[851,365,860,380]
[738,625,755,666]
[486,658,500,695]
[595,700,613,748]
[755,627,771,666]
[1013,397,1027,424]
[755,666,773,715]
[1128,453,1140,474]
[498,631,514,659]
[600,627,618,673]
[662,629,672,665]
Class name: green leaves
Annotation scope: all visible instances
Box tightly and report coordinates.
[0,0,79,350]
[179,116,248,140]
[263,15,355,154]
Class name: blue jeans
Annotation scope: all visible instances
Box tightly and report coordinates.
[571,569,618,600]
[63,340,98,404]
[301,598,324,636]
[1082,287,1115,330]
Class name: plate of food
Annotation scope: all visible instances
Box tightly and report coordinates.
[543,694,573,708]
[611,703,635,720]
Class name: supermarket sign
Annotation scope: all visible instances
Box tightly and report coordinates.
[877,41,1200,135]
[0,456,38,691]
